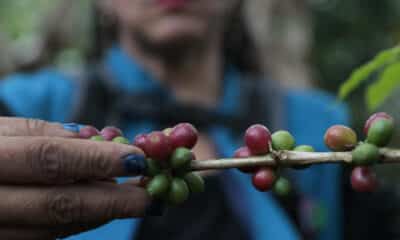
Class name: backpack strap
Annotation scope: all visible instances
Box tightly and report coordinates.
[73,66,266,133]
[73,66,119,129]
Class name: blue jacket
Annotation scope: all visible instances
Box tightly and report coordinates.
[0,46,348,240]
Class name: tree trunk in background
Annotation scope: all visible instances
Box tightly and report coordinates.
[245,0,313,88]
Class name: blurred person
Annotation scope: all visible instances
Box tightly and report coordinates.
[0,0,349,239]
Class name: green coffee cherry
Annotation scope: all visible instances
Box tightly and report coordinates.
[274,177,291,196]
[184,172,205,194]
[294,145,315,152]
[90,135,105,141]
[146,174,170,198]
[366,119,394,147]
[112,136,130,144]
[352,143,380,166]
[272,131,295,150]
[145,158,162,177]
[170,147,193,170]
[168,178,190,205]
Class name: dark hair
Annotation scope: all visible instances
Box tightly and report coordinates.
[89,2,260,75]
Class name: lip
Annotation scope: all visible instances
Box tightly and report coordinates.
[157,0,190,10]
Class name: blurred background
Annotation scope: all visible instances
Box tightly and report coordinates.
[2,0,400,123]
[2,0,400,238]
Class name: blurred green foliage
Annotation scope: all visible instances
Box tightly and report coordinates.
[339,46,400,110]
[0,0,59,40]
[310,0,400,92]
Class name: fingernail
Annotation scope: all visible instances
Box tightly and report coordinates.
[62,123,80,133]
[145,199,165,217]
[77,124,86,131]
[123,154,146,175]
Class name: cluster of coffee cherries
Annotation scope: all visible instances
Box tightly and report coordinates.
[78,123,205,205]
[132,123,205,205]
[324,112,394,192]
[79,125,130,143]
[234,124,312,195]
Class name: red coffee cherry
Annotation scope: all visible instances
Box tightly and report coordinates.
[163,127,173,136]
[169,123,199,149]
[252,167,276,192]
[133,134,148,151]
[324,125,357,151]
[364,112,393,135]
[146,131,173,161]
[244,124,272,155]
[101,126,123,141]
[234,146,258,173]
[79,126,100,139]
[350,166,378,192]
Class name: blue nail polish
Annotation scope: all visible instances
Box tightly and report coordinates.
[77,125,86,131]
[62,123,80,133]
[123,154,146,175]
[145,200,165,217]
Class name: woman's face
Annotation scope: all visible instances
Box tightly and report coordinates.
[107,0,240,48]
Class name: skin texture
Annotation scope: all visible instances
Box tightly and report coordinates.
[0,117,150,239]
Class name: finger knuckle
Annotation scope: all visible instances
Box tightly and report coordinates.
[24,118,47,136]
[102,194,131,219]
[86,146,113,179]
[46,190,82,225]
[29,140,66,183]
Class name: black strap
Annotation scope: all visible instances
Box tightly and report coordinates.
[74,66,265,133]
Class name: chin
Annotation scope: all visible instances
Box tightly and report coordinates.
[148,17,207,45]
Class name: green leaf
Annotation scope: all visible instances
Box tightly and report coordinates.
[366,62,400,110]
[339,46,400,100]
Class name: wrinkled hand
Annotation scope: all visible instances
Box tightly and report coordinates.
[0,118,151,240]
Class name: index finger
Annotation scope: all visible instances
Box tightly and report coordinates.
[0,136,147,184]
[0,117,80,138]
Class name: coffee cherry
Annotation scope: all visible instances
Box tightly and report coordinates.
[184,172,205,194]
[146,174,171,198]
[112,136,130,144]
[169,123,198,149]
[324,125,357,151]
[244,124,272,154]
[90,135,105,141]
[145,158,162,177]
[272,130,295,150]
[170,147,193,170]
[350,166,378,192]
[146,131,173,161]
[133,134,148,151]
[163,128,173,136]
[252,167,276,192]
[234,146,258,173]
[352,143,380,166]
[274,177,291,196]
[294,145,315,152]
[168,178,190,205]
[366,119,394,147]
[364,112,394,135]
[79,126,100,139]
[101,126,123,141]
